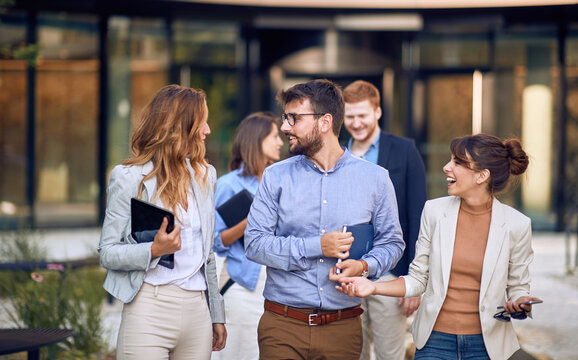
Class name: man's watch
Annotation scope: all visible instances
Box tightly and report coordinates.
[359,259,369,278]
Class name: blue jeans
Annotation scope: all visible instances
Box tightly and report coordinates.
[414,331,490,360]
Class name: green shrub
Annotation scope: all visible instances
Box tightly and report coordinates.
[0,229,109,359]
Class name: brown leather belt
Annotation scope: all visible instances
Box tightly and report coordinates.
[264,300,363,326]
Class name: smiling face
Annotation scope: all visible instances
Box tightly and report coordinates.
[443,154,486,198]
[344,99,381,143]
[261,123,284,162]
[281,98,323,157]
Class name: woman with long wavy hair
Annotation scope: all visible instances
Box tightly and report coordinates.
[98,84,226,360]
[213,112,283,360]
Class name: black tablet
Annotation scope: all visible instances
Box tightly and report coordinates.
[130,198,175,268]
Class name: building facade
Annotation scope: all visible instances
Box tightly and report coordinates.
[1,1,577,231]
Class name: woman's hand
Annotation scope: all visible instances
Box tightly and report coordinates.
[333,276,376,298]
[503,296,542,314]
[212,323,227,351]
[400,296,421,317]
[150,217,182,258]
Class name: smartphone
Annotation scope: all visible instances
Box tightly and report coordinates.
[519,300,543,306]
[497,300,543,310]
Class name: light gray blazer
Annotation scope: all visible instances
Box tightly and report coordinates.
[404,196,533,360]
[98,161,225,324]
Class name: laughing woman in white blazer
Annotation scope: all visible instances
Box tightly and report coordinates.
[334,133,541,360]
[98,85,226,360]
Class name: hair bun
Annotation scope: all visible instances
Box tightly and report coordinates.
[504,138,529,175]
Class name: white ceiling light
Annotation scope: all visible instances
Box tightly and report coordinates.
[335,14,423,31]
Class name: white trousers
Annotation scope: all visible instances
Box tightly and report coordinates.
[117,283,213,360]
[361,273,408,360]
[212,266,266,360]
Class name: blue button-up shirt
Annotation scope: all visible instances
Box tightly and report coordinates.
[245,149,404,310]
[347,132,380,164]
[213,168,262,291]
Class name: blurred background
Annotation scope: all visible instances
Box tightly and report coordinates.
[1,0,577,233]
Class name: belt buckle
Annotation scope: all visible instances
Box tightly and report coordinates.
[308,313,318,326]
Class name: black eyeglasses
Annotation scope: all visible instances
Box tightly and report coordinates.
[281,113,324,126]
[493,308,528,322]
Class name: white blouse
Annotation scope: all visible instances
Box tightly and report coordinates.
[144,191,206,291]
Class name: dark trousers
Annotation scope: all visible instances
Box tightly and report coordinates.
[257,308,363,360]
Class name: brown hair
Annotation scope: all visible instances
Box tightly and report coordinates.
[343,80,380,109]
[450,133,529,195]
[276,79,344,136]
[124,84,210,214]
[229,112,279,177]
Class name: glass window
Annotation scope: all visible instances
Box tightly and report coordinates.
[422,74,474,199]
[173,20,238,67]
[414,27,559,230]
[493,32,558,229]
[416,34,489,69]
[0,12,28,225]
[35,12,99,226]
[107,16,169,173]
[173,19,239,176]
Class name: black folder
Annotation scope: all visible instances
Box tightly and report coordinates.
[216,189,253,246]
[130,198,175,269]
[347,223,374,260]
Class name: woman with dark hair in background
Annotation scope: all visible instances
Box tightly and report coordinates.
[213,112,283,360]
[333,133,541,360]
[99,84,226,360]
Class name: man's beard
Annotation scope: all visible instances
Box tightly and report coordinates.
[289,125,323,157]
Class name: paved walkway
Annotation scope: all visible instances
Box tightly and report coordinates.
[509,232,578,360]
[3,229,577,359]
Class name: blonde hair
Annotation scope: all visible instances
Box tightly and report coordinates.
[124,84,209,213]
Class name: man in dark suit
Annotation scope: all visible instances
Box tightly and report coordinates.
[343,80,427,360]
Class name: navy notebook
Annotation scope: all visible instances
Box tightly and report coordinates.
[130,198,175,269]
[217,189,253,227]
[347,223,374,260]
[216,189,253,246]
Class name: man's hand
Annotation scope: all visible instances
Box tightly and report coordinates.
[328,260,364,282]
[150,217,182,258]
[399,296,421,317]
[212,323,227,351]
[333,276,376,298]
[321,229,353,258]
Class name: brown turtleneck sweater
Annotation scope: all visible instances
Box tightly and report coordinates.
[433,201,492,335]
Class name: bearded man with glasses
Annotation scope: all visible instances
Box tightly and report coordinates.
[244,79,405,360]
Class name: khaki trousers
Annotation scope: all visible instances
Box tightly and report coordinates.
[117,283,213,360]
[257,305,363,360]
[213,266,266,360]
[361,273,407,360]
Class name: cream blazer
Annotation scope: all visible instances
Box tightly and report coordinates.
[98,161,225,324]
[404,196,533,360]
